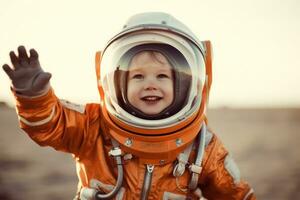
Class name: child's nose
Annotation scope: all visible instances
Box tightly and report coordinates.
[143,77,158,90]
[145,85,157,90]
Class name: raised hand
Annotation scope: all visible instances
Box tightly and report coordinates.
[2,46,52,96]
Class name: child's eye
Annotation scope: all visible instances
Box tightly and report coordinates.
[132,74,144,79]
[157,74,169,79]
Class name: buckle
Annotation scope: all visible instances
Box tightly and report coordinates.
[189,164,202,174]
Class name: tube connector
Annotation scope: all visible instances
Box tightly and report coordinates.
[108,147,122,157]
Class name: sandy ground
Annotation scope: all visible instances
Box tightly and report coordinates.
[0,103,299,199]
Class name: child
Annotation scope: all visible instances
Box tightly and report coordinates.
[3,12,256,200]
[126,50,174,116]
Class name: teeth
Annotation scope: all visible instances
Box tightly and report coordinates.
[146,97,157,100]
[142,96,161,101]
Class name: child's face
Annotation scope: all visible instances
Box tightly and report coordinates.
[127,51,174,115]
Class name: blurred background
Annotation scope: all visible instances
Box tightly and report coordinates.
[0,0,299,199]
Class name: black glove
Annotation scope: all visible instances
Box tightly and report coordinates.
[2,46,52,96]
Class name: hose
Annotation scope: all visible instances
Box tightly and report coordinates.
[94,140,124,200]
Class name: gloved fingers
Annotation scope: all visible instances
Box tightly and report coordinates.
[17,46,30,65]
[29,48,40,66]
[9,51,20,69]
[29,48,38,60]
[32,72,52,91]
[2,64,15,79]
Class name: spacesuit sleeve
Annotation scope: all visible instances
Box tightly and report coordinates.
[13,88,100,156]
[201,134,256,200]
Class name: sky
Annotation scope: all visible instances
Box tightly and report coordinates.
[0,0,299,108]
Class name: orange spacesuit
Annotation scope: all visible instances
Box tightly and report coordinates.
[5,12,255,200]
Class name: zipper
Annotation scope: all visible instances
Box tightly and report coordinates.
[140,164,154,200]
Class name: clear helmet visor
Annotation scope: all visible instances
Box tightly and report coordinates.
[100,31,206,128]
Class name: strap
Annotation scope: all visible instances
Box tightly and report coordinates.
[173,141,194,192]
[172,123,207,193]
[188,123,206,191]
[173,141,194,177]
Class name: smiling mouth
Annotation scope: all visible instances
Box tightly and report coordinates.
[141,96,162,102]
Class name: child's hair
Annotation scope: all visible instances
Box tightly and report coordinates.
[129,50,172,67]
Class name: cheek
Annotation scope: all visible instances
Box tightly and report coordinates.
[127,87,133,102]
[163,81,174,101]
[127,82,138,102]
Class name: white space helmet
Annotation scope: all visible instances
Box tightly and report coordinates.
[100,12,206,129]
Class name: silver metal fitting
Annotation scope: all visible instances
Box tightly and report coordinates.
[176,138,183,146]
[159,160,165,165]
[123,154,133,160]
[189,164,202,174]
[108,147,122,157]
[125,138,133,147]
